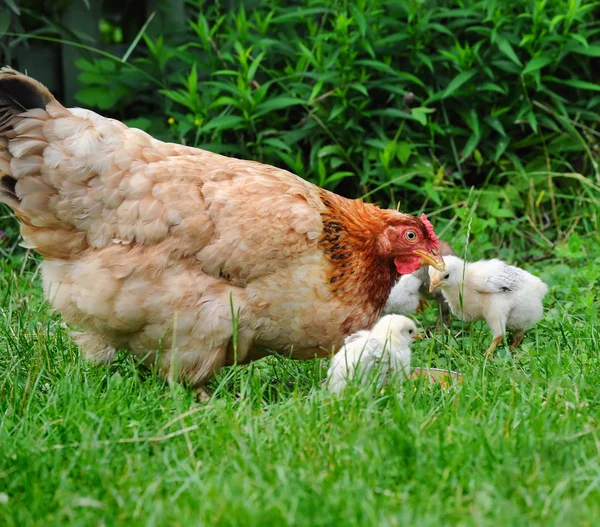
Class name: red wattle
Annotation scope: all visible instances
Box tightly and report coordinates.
[394,257,420,275]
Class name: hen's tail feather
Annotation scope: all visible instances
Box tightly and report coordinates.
[0,67,57,208]
[0,66,54,133]
[0,138,18,207]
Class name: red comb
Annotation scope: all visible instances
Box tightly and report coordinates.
[421,213,440,249]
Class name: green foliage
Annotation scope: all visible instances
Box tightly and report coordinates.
[70,0,600,229]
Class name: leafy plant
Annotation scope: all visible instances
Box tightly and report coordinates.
[3,0,600,251]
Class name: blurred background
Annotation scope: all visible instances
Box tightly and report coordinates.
[1,0,599,259]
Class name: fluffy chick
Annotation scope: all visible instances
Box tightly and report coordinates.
[412,240,456,327]
[327,314,419,394]
[383,241,455,328]
[382,274,421,316]
[429,255,549,358]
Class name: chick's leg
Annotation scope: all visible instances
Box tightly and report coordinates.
[484,312,506,360]
[510,331,525,350]
[417,299,430,314]
[485,336,503,359]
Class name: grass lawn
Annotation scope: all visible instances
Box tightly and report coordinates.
[0,227,599,526]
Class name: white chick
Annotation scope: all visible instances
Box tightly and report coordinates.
[428,255,549,358]
[327,314,419,394]
[383,240,457,328]
[382,274,422,316]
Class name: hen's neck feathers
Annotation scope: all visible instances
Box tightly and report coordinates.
[316,189,419,326]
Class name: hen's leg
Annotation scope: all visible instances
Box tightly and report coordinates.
[71,331,117,363]
[194,386,212,403]
[164,342,228,390]
[510,331,525,350]
[287,346,332,360]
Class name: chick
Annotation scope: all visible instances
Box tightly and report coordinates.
[382,274,421,316]
[413,240,456,327]
[327,315,419,394]
[429,255,549,358]
[383,241,456,329]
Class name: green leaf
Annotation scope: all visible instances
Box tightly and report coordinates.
[325,171,354,185]
[355,59,397,76]
[350,83,368,97]
[522,56,553,75]
[443,70,477,98]
[496,35,522,66]
[3,0,19,15]
[570,33,588,48]
[416,52,433,73]
[464,109,480,135]
[350,5,367,36]
[254,97,306,116]
[75,86,120,110]
[124,117,152,131]
[247,51,265,82]
[485,116,506,137]
[209,96,241,109]
[122,11,156,63]
[187,63,198,95]
[494,136,510,162]
[263,137,292,153]
[78,72,112,85]
[478,82,507,94]
[201,115,246,132]
[492,207,515,218]
[526,110,538,134]
[411,107,435,126]
[569,44,600,57]
[395,142,412,165]
[460,133,480,162]
[546,77,600,92]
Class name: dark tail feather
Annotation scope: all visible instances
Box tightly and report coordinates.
[0,175,18,208]
[0,66,54,133]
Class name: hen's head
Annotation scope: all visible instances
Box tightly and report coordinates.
[379,213,445,275]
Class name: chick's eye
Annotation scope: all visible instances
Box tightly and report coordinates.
[408,329,413,334]
[405,230,417,242]
[444,273,450,279]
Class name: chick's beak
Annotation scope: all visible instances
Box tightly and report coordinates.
[414,333,423,341]
[429,278,441,293]
[413,249,446,272]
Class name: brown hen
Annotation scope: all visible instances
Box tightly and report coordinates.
[0,67,444,388]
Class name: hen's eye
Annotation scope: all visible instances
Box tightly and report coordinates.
[408,329,413,334]
[444,273,450,279]
[405,230,417,241]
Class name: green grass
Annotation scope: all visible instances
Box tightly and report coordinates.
[0,227,599,527]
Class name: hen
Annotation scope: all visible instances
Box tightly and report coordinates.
[0,67,443,388]
[429,255,549,358]
[327,314,417,393]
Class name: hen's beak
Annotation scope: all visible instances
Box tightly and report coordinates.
[413,249,445,272]
[429,278,441,293]
[414,333,423,341]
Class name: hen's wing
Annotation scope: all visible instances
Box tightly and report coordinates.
[469,259,526,294]
[0,68,324,282]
